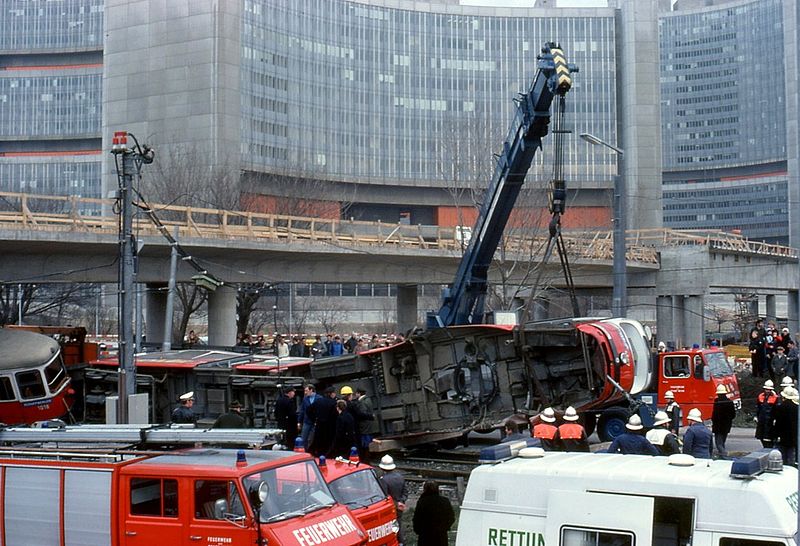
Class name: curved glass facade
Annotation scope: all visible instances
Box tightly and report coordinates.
[241,0,619,189]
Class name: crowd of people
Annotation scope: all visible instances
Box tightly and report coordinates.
[748,318,797,381]
[233,332,406,358]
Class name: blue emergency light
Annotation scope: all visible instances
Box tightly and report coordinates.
[479,438,541,463]
[730,449,783,479]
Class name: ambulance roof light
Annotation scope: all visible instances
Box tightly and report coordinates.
[730,449,782,479]
[667,454,695,467]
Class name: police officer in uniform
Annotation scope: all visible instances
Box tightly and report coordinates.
[531,407,560,451]
[557,406,589,452]
[171,391,196,424]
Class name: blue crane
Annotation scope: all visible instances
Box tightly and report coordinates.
[427,42,578,329]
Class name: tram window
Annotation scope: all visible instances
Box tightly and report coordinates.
[44,359,68,391]
[15,370,45,399]
[0,377,14,401]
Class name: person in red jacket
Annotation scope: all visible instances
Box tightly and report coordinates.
[558,406,590,452]
[531,407,561,451]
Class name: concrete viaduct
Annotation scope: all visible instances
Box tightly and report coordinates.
[0,192,797,347]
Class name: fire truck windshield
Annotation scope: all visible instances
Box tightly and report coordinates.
[327,469,387,509]
[705,351,734,378]
[244,460,336,523]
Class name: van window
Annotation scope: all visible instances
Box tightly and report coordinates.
[719,538,783,546]
[195,480,245,520]
[562,527,633,545]
[130,478,179,517]
[663,356,690,378]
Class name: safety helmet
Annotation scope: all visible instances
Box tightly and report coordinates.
[687,408,703,423]
[626,414,643,431]
[339,385,354,395]
[379,455,396,471]
[781,376,794,388]
[715,384,727,395]
[781,386,800,402]
[652,411,671,427]
[657,341,667,351]
[563,406,579,422]
[664,390,674,399]
[540,407,556,423]
[763,379,775,390]
[179,391,194,401]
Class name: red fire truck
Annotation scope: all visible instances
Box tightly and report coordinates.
[318,457,400,546]
[0,446,368,545]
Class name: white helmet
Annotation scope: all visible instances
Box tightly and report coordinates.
[626,414,643,431]
[657,341,667,351]
[781,376,794,388]
[687,408,703,423]
[540,407,556,423]
[781,387,799,402]
[664,390,675,399]
[715,384,727,395]
[763,379,775,390]
[652,411,671,427]
[563,406,579,422]
[378,455,396,471]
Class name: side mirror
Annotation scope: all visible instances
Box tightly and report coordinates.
[213,498,229,519]
[249,481,269,510]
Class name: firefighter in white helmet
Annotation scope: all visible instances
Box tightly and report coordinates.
[606,415,658,456]
[645,411,680,456]
[683,408,712,459]
[756,380,779,448]
[531,407,560,451]
[663,390,681,435]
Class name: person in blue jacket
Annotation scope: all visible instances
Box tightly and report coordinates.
[683,407,713,459]
[606,415,659,456]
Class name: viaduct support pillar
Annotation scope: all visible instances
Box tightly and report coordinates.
[766,294,777,325]
[684,295,705,348]
[208,285,237,347]
[788,290,799,336]
[656,296,672,346]
[672,295,685,349]
[396,284,418,335]
[145,283,167,346]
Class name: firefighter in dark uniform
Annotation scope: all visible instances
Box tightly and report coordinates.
[557,406,589,452]
[664,390,682,435]
[274,386,298,450]
[171,391,196,424]
[531,407,560,451]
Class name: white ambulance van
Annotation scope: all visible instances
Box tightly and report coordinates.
[457,449,797,546]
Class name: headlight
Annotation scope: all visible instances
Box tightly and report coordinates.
[391,520,400,534]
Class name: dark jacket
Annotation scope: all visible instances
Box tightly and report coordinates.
[413,491,455,546]
[308,395,338,456]
[211,410,245,429]
[171,405,195,424]
[274,394,297,431]
[756,390,780,440]
[379,470,407,506]
[353,396,379,435]
[711,394,736,435]
[607,432,659,456]
[771,353,790,378]
[772,401,798,448]
[683,422,713,459]
[331,407,356,458]
[298,392,318,427]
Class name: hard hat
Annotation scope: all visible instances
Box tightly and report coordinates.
[625,414,643,431]
[781,386,799,402]
[664,390,674,399]
[339,386,354,395]
[763,379,775,390]
[782,327,790,333]
[540,407,556,423]
[652,411,671,427]
[657,341,666,350]
[179,391,194,401]
[687,408,703,423]
[563,406,579,422]
[715,384,727,395]
[378,455,396,471]
[781,376,794,387]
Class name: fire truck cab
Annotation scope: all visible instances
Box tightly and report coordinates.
[318,457,400,546]
[0,447,367,546]
[457,449,797,546]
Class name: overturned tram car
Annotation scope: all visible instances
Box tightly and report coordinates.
[311,317,651,450]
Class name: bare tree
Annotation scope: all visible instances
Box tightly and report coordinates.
[312,296,347,334]
[0,283,86,326]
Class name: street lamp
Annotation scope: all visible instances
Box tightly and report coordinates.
[580,133,626,318]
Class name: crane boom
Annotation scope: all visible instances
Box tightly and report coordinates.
[428,42,577,328]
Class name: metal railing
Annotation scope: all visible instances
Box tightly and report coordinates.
[10,191,795,265]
